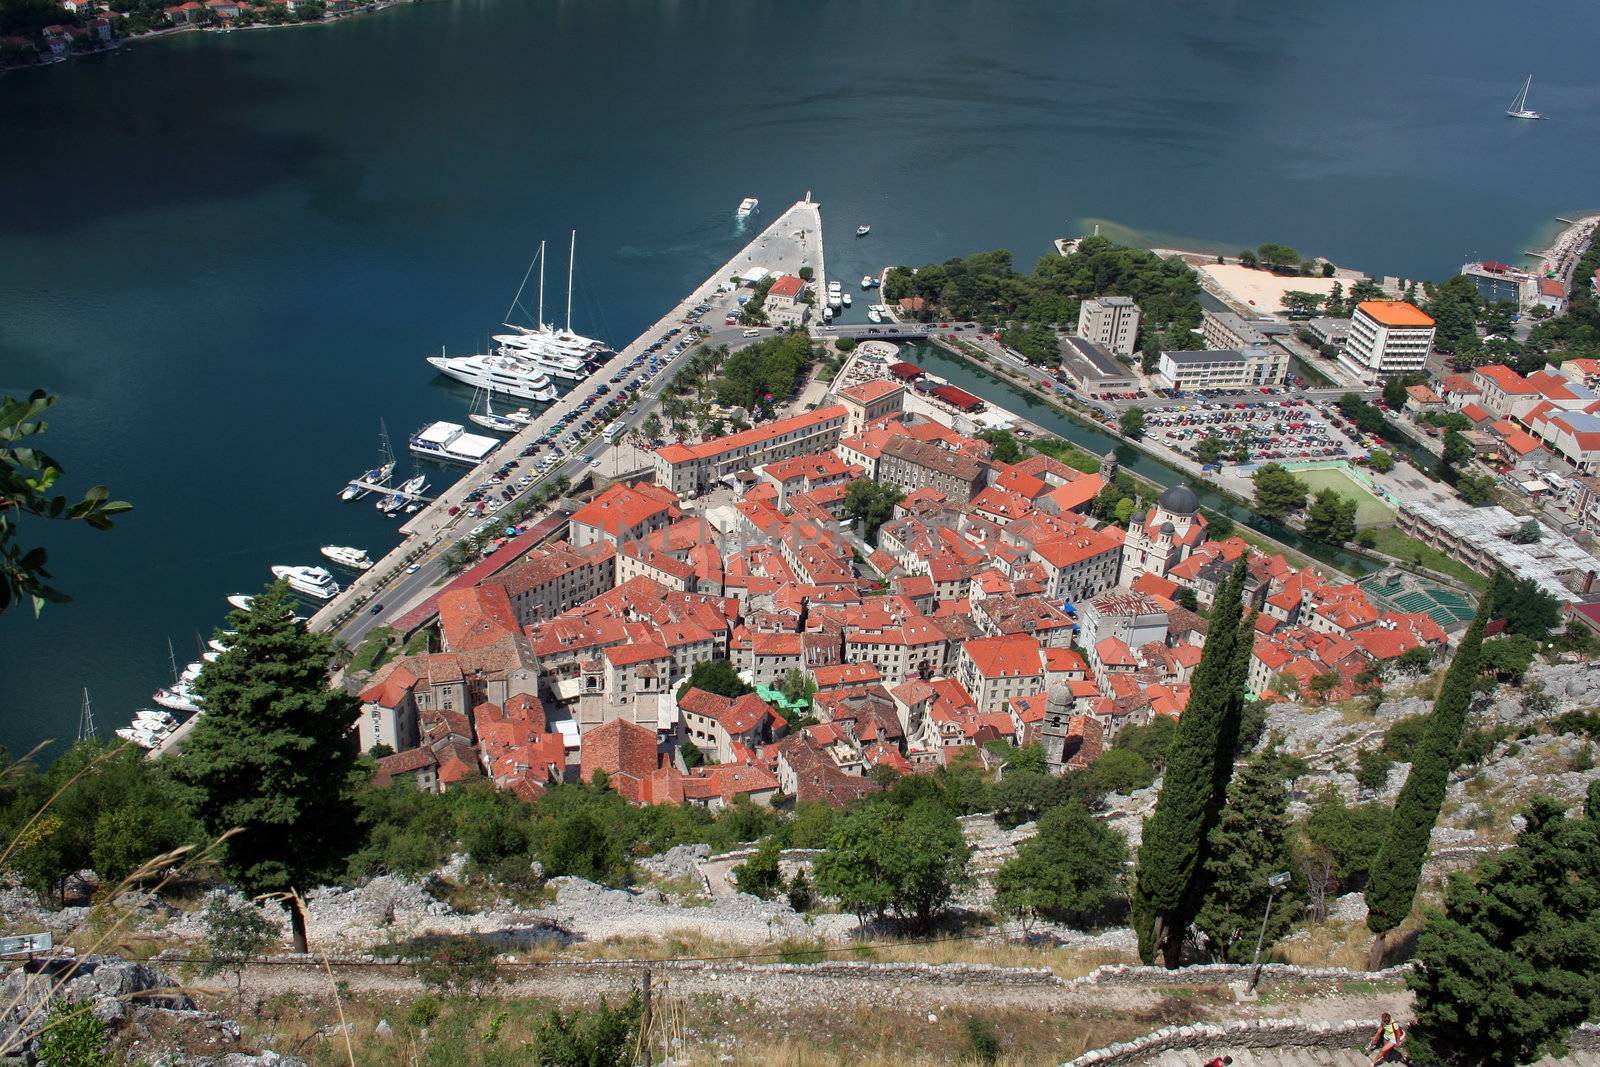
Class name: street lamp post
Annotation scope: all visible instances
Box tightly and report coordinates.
[1248,871,1292,994]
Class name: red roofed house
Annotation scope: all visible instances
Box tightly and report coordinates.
[569,481,680,548]
[580,717,663,804]
[679,687,785,763]
[653,405,849,496]
[836,378,906,433]
[957,634,1044,714]
[681,762,781,811]
[764,274,809,327]
[1538,277,1567,314]
[437,584,519,651]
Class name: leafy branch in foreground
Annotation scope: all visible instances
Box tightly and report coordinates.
[1,390,132,616]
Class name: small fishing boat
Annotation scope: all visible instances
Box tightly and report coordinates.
[855,225,871,237]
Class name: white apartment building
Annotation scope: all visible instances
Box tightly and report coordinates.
[1077,296,1141,357]
[1157,346,1287,391]
[1337,301,1436,384]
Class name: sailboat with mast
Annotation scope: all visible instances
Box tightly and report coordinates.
[340,419,397,500]
[1506,75,1541,120]
[468,387,538,434]
[427,233,609,396]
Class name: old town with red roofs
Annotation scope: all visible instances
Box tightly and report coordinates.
[358,378,1451,809]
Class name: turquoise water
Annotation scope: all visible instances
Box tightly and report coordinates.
[2,0,1598,753]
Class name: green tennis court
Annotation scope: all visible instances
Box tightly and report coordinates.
[1289,465,1394,526]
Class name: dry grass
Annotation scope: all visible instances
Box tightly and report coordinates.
[858,937,1137,979]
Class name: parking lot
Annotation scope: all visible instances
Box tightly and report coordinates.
[1143,397,1368,465]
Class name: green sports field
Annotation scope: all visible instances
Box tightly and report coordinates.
[1288,464,1394,526]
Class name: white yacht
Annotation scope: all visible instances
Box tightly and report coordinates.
[400,474,428,496]
[410,421,501,466]
[270,565,341,600]
[823,305,834,322]
[856,225,871,237]
[432,233,606,393]
[136,708,178,729]
[427,349,562,400]
[225,594,254,612]
[737,197,759,218]
[207,637,231,654]
[867,307,882,323]
[378,492,406,515]
[153,683,201,714]
[485,339,593,381]
[116,724,169,748]
[842,292,852,308]
[321,546,373,570]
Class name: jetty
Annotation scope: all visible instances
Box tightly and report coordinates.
[307,197,825,638]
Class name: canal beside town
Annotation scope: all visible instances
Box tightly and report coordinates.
[905,343,1382,576]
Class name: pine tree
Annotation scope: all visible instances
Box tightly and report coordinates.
[1194,750,1299,962]
[1408,791,1600,1066]
[1133,558,1251,965]
[171,581,360,952]
[1364,592,1491,968]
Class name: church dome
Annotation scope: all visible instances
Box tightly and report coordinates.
[1156,483,1199,516]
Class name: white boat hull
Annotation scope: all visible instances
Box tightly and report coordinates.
[427,355,565,400]
[154,688,201,714]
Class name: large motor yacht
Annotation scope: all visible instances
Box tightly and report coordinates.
[426,349,561,400]
[270,565,341,600]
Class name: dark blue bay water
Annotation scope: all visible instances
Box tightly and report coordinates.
[3,0,1598,754]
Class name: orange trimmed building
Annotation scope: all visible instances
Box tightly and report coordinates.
[1339,300,1435,384]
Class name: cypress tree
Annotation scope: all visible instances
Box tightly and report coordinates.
[171,581,360,952]
[1133,558,1250,965]
[1194,749,1299,962]
[1363,591,1491,968]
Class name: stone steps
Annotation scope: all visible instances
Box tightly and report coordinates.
[1144,1049,1600,1067]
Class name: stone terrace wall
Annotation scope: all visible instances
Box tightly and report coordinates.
[1061,1020,1600,1066]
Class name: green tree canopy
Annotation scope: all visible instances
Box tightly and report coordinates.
[995,802,1127,931]
[1408,792,1600,1067]
[1119,407,1146,438]
[1194,750,1299,962]
[1303,488,1358,545]
[1488,569,1561,640]
[1365,590,1492,966]
[1251,463,1308,521]
[1132,559,1254,965]
[676,658,753,700]
[814,799,971,930]
[844,479,905,544]
[170,581,361,951]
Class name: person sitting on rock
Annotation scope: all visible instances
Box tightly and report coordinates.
[1204,1057,1232,1067]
